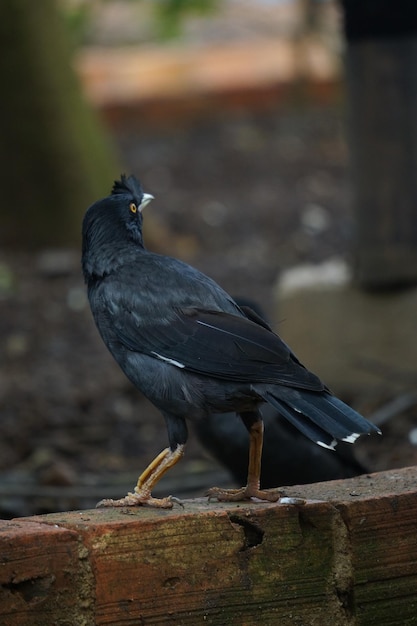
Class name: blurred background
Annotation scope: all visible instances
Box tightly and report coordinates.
[1,0,416,518]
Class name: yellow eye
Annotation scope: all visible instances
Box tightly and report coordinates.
[129,202,137,214]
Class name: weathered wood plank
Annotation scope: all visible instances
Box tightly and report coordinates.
[33,502,346,624]
[339,492,417,624]
[1,467,416,625]
[0,519,93,625]
[288,468,417,625]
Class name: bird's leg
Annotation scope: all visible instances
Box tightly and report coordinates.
[207,412,281,503]
[97,444,185,508]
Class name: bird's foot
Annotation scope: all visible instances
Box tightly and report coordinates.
[207,485,282,503]
[96,445,186,509]
[96,489,174,509]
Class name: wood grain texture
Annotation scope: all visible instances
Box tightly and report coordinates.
[0,519,93,625]
[1,467,416,625]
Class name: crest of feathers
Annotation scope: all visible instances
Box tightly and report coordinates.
[112,174,143,202]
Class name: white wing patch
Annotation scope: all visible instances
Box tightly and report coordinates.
[151,351,185,369]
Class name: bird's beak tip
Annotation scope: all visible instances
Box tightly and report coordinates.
[139,193,154,212]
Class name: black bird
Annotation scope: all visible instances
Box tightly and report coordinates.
[82,174,380,508]
[195,300,368,487]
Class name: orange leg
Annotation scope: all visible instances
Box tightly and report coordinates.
[207,419,281,503]
[97,444,185,508]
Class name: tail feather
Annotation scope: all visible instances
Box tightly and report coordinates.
[263,391,337,450]
[261,388,380,449]
[324,394,381,435]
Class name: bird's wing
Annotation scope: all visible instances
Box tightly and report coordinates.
[110,304,323,391]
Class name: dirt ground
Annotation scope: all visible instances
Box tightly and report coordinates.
[1,105,416,519]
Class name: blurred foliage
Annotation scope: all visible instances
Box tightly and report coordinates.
[60,0,219,45]
[61,0,92,47]
[154,0,219,39]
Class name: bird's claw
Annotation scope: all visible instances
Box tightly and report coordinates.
[96,491,177,509]
[206,486,282,503]
[207,486,248,502]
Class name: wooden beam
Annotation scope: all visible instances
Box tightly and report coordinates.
[1,467,416,624]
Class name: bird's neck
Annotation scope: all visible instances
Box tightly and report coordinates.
[82,237,145,283]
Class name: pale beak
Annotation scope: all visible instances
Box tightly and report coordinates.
[139,193,154,212]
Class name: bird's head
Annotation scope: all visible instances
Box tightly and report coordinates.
[111,174,154,216]
[82,174,154,279]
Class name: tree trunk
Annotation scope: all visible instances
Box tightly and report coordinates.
[0,0,118,248]
[341,0,417,288]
